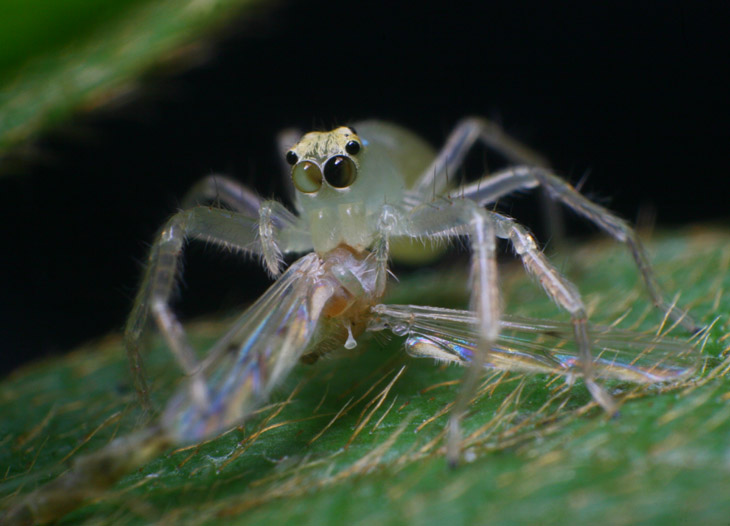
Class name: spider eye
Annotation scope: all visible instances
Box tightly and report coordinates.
[345,140,361,155]
[324,156,357,188]
[292,161,322,193]
[286,151,299,166]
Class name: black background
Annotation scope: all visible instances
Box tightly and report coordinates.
[1,1,727,374]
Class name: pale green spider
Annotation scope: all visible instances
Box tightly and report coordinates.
[5,119,698,525]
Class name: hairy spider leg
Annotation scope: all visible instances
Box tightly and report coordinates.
[455,165,698,333]
[395,118,696,460]
[393,198,500,464]
[124,199,311,411]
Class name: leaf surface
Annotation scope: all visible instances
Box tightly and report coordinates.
[1,228,729,525]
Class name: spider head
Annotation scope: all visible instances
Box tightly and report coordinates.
[286,126,362,194]
[285,124,406,254]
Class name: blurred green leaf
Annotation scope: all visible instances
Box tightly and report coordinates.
[0,0,265,160]
[1,228,729,525]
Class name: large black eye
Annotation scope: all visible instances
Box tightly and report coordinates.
[324,156,357,188]
[286,151,299,165]
[292,161,322,193]
[345,140,361,155]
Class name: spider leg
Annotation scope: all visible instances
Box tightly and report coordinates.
[125,203,309,411]
[398,198,500,465]
[180,176,313,270]
[410,116,565,244]
[371,205,400,296]
[490,211,616,413]
[180,174,263,215]
[457,165,699,333]
[397,198,618,460]
[163,253,328,443]
[412,117,550,197]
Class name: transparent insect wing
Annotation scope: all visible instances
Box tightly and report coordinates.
[498,316,698,382]
[368,305,698,383]
[165,254,327,443]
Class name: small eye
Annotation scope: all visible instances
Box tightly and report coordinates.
[324,156,357,188]
[292,161,322,193]
[345,140,361,155]
[346,126,358,134]
[286,151,299,165]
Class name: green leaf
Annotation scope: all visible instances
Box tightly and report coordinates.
[0,0,265,161]
[2,228,729,525]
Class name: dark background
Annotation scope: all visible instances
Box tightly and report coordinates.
[1,1,727,374]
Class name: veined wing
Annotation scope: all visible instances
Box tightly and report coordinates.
[368,304,698,383]
[1,254,331,524]
[165,253,329,443]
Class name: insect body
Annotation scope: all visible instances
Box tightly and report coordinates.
[4,119,699,524]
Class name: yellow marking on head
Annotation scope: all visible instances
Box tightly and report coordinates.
[290,126,362,165]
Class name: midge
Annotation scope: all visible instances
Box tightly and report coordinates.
[5,119,699,524]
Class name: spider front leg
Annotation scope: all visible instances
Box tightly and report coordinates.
[125,201,308,411]
[401,199,500,464]
[184,130,307,209]
[457,165,699,333]
[180,175,312,275]
[180,174,264,215]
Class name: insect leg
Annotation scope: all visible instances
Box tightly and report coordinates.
[458,166,699,333]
